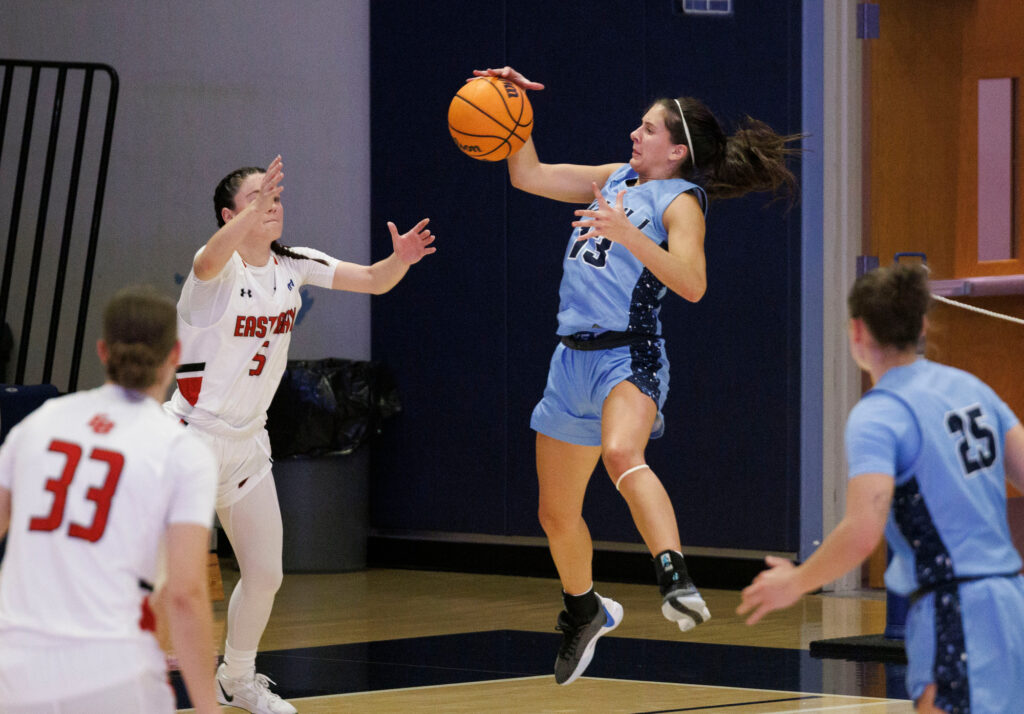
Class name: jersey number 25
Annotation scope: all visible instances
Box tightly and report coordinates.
[946,405,997,477]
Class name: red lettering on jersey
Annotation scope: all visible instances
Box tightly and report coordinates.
[234,310,298,337]
[177,376,203,406]
[88,414,115,434]
[278,308,295,334]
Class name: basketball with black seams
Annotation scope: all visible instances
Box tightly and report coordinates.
[448,76,533,161]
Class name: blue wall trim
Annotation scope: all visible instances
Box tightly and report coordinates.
[800,0,825,560]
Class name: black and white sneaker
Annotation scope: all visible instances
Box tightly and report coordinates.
[553,594,623,685]
[655,550,711,632]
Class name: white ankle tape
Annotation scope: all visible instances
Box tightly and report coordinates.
[615,464,649,491]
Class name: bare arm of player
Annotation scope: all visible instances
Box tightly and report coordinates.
[571,184,707,302]
[507,137,623,204]
[193,156,284,281]
[162,522,219,714]
[468,67,621,203]
[0,486,10,538]
[1003,423,1024,494]
[736,472,893,625]
[331,219,436,294]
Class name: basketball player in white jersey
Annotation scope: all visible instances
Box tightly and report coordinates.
[0,287,219,714]
[165,155,435,714]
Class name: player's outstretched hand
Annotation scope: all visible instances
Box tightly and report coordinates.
[571,184,639,248]
[254,155,284,213]
[736,555,802,625]
[389,218,436,265]
[469,67,545,91]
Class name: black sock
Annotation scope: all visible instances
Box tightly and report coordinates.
[562,587,599,624]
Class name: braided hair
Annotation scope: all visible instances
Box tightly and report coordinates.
[102,287,177,390]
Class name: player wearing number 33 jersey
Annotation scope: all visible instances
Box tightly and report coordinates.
[0,284,218,712]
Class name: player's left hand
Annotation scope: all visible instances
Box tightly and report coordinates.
[571,184,641,249]
[390,218,436,265]
[736,556,803,625]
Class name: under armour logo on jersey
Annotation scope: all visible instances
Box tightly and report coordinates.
[240,288,252,298]
[88,414,115,434]
[287,279,295,291]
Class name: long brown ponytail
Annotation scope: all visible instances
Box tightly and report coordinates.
[654,98,803,202]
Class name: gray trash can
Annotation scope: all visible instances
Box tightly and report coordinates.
[274,448,369,573]
[265,358,399,573]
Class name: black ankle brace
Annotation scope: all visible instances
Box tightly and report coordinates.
[653,549,692,593]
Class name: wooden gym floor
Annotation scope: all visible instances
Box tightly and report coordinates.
[177,563,914,713]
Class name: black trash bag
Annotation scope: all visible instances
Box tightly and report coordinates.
[266,358,401,458]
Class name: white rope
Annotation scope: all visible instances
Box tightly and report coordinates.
[931,293,1024,326]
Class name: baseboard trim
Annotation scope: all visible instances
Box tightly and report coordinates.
[367,531,778,590]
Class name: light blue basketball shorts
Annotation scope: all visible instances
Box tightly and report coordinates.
[904,575,1024,712]
[530,338,669,447]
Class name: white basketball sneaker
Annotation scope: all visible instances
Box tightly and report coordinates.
[216,663,297,714]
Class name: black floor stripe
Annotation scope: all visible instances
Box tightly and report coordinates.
[635,695,823,713]
[173,630,911,709]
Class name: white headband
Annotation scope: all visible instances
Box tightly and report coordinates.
[673,98,697,169]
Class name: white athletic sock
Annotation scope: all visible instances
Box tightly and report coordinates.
[222,642,257,680]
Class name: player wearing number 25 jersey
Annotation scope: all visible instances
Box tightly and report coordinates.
[845,358,1024,713]
[0,287,219,714]
[738,265,1024,714]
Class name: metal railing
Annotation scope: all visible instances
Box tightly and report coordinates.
[0,59,118,391]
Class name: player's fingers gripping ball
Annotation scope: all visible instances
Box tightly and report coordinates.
[448,76,533,161]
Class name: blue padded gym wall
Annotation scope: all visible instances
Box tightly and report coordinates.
[369,0,802,552]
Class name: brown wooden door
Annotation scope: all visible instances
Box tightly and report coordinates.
[865,0,1024,586]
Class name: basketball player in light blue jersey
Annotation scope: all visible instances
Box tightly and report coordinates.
[739,264,1024,713]
[472,66,802,685]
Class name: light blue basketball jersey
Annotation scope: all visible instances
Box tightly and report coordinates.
[555,164,707,336]
[845,358,1022,596]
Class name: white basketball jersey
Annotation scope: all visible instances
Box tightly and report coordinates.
[0,384,216,642]
[166,248,335,438]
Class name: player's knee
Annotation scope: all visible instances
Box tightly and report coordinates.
[601,446,644,482]
[538,503,581,538]
[244,560,284,594]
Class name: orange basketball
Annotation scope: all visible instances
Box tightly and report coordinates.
[448,76,533,161]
